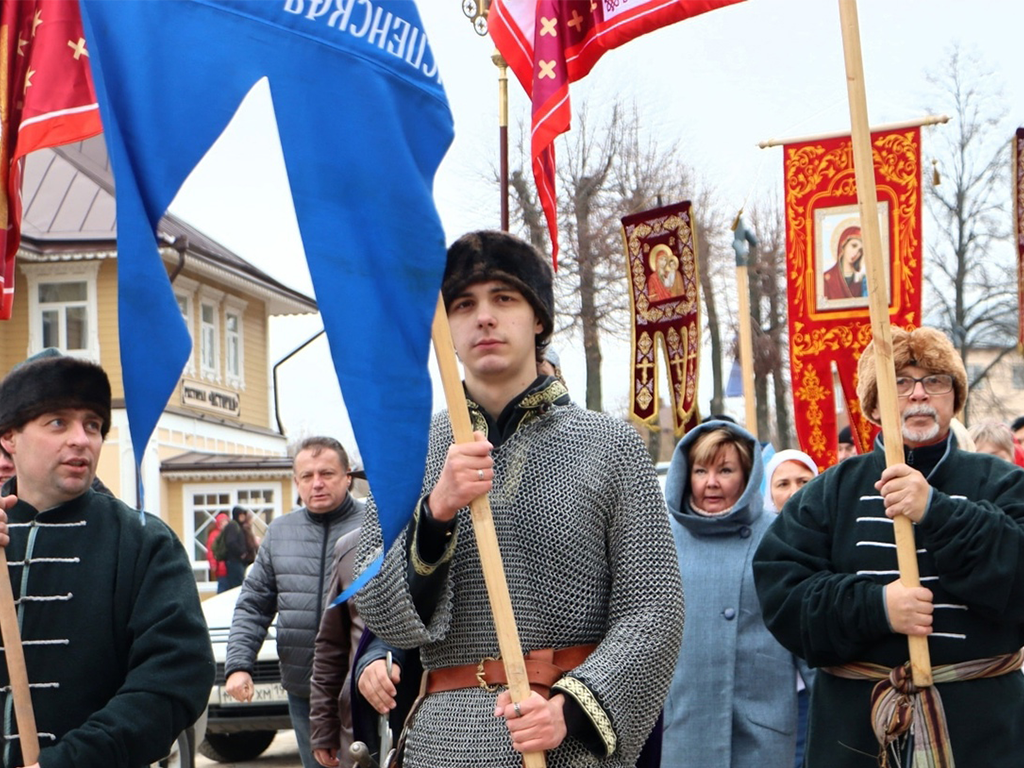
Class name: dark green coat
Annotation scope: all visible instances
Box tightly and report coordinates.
[753,435,1024,767]
[2,488,214,768]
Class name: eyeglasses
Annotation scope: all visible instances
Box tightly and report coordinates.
[895,374,954,397]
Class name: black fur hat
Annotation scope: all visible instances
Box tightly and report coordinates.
[0,355,112,438]
[442,231,554,348]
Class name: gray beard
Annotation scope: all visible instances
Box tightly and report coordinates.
[902,404,940,444]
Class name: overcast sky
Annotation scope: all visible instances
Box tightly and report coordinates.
[169,0,1024,459]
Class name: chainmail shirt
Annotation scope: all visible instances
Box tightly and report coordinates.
[355,380,684,767]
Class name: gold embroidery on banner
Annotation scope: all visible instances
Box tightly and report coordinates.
[784,129,922,466]
[623,203,701,436]
[553,676,616,756]
[785,132,919,324]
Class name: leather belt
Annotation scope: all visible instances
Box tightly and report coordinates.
[425,644,596,697]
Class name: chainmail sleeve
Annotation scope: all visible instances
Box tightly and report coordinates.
[546,411,684,761]
[355,404,684,768]
[354,412,458,649]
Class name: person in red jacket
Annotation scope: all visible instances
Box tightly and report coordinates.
[207,511,230,592]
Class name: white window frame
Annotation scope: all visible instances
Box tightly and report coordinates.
[21,262,101,360]
[223,295,248,389]
[197,287,224,383]
[183,482,280,583]
[173,276,199,376]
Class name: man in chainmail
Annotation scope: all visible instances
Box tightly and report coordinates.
[354,230,684,768]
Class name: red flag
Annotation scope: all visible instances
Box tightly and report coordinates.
[0,0,101,319]
[490,0,743,266]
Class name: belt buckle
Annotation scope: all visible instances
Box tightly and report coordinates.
[476,656,500,692]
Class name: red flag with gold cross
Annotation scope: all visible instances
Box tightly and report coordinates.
[489,0,743,267]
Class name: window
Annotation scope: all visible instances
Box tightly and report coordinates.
[174,278,198,375]
[967,364,985,389]
[21,262,100,359]
[225,313,240,379]
[197,287,225,382]
[40,281,88,350]
[1013,363,1024,390]
[187,484,278,583]
[223,296,247,388]
[200,301,219,379]
[237,487,274,541]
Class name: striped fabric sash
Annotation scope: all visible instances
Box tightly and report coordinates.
[823,649,1024,768]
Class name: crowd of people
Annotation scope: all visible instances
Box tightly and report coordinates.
[4,231,1024,768]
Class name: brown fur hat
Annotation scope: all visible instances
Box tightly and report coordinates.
[442,231,554,349]
[0,355,111,438]
[857,326,967,424]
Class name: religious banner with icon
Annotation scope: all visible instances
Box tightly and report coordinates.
[783,126,923,467]
[1014,127,1024,351]
[622,201,701,437]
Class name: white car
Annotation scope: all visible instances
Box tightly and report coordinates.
[198,586,292,763]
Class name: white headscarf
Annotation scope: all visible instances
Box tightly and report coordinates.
[763,449,818,513]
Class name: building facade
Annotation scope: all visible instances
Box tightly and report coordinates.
[9,136,318,594]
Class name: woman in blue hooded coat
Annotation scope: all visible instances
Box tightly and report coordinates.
[661,421,811,768]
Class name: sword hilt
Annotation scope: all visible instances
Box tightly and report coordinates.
[349,741,378,768]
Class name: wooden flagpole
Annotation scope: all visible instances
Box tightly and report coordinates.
[0,548,39,763]
[494,50,510,233]
[837,0,932,687]
[757,114,948,149]
[735,264,757,437]
[431,295,547,768]
[0,30,41,764]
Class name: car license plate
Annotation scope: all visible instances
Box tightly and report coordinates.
[216,682,288,706]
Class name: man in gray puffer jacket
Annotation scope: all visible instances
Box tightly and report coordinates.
[225,436,364,768]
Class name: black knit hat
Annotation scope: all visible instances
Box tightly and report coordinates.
[0,356,112,438]
[442,231,554,348]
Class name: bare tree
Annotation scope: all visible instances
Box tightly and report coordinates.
[507,101,699,412]
[747,197,794,447]
[923,46,1016,421]
[692,185,732,419]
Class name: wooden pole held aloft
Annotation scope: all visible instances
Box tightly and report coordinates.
[0,549,39,763]
[431,295,546,768]
[837,0,932,687]
[735,265,758,438]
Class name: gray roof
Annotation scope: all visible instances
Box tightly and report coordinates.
[18,136,317,316]
[161,451,294,474]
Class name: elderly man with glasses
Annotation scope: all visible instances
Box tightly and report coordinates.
[754,325,1024,768]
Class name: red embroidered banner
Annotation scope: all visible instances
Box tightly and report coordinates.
[489,0,742,266]
[783,127,923,466]
[0,0,101,318]
[1015,127,1024,350]
[622,201,701,436]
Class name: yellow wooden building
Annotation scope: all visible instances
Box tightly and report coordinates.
[8,136,318,594]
